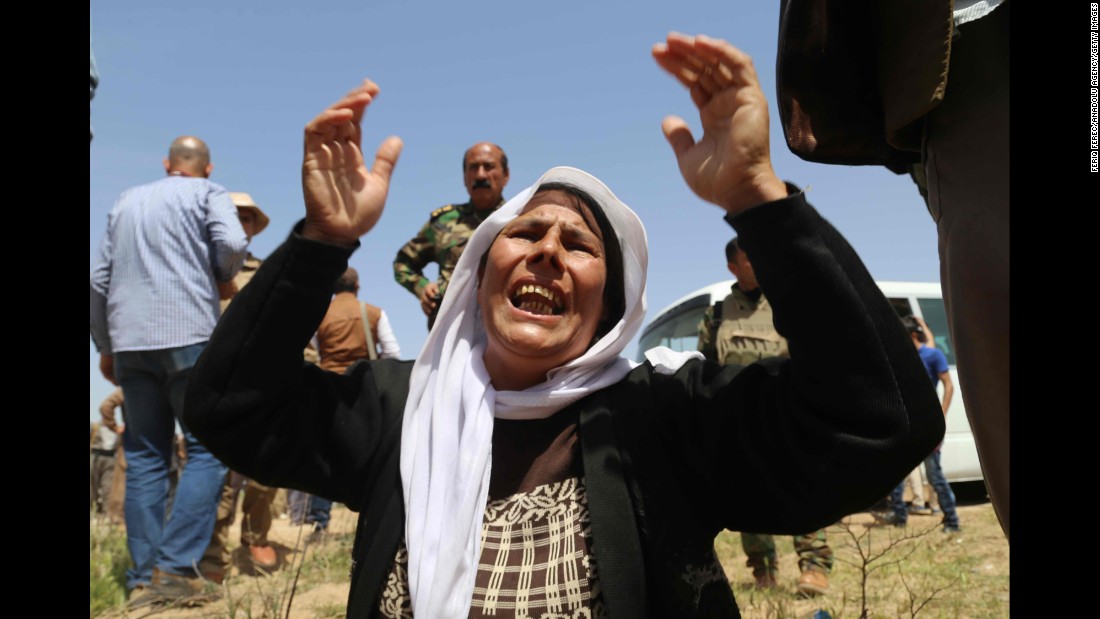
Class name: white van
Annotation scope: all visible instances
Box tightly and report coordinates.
[635,280,983,484]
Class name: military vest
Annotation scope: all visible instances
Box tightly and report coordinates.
[715,289,789,366]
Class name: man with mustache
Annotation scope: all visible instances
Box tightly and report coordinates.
[393,142,510,330]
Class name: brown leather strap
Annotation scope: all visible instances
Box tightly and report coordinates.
[359,303,378,361]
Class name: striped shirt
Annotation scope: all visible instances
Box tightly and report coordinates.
[90,175,248,355]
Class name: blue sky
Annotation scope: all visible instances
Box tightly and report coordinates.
[89,0,940,423]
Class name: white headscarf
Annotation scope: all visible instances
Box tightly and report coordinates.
[399,166,699,617]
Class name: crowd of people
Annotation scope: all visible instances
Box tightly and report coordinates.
[89,135,405,602]
[89,122,516,594]
[92,5,1008,616]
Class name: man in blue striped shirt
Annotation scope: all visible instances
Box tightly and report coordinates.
[90,135,249,599]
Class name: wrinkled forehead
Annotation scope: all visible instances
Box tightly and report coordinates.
[515,189,605,240]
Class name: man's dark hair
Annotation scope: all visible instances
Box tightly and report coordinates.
[334,267,359,294]
[901,315,927,343]
[725,237,742,263]
[463,144,509,174]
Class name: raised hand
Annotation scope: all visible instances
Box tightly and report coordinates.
[653,33,787,215]
[301,80,404,246]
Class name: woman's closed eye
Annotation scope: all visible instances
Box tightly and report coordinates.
[565,239,598,255]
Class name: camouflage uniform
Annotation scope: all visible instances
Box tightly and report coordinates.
[393,200,502,327]
[697,284,833,577]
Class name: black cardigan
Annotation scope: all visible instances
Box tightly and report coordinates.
[184,189,944,618]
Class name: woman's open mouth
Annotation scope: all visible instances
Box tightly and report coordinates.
[510,284,563,316]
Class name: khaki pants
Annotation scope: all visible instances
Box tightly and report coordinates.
[199,471,278,576]
[742,529,833,574]
[90,452,115,515]
[106,448,127,525]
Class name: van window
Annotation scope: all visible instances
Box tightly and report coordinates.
[917,297,956,366]
[637,294,709,355]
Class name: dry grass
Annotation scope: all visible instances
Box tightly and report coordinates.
[92,504,361,619]
[92,485,1008,619]
[716,486,1009,618]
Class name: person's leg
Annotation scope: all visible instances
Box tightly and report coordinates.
[924,450,960,531]
[905,466,926,506]
[198,471,237,582]
[271,487,289,520]
[288,490,308,525]
[240,479,277,547]
[241,478,279,568]
[99,455,116,514]
[166,447,182,515]
[740,533,778,587]
[107,448,127,525]
[793,530,832,574]
[923,1,1009,540]
[888,479,908,526]
[152,343,229,578]
[115,350,176,591]
[91,453,113,514]
[306,495,333,530]
[794,529,832,596]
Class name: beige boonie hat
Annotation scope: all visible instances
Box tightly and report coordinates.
[229,192,270,236]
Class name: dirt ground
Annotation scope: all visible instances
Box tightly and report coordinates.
[109,492,1008,619]
[108,505,360,619]
[719,500,1010,618]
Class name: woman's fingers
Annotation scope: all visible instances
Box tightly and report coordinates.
[660,115,696,161]
[652,43,701,91]
[654,33,759,101]
[370,136,404,184]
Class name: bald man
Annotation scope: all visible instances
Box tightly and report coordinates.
[91,135,248,601]
[393,142,510,329]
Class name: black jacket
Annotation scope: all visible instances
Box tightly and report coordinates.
[184,189,944,618]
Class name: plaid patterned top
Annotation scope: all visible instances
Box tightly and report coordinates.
[90,175,248,354]
[379,476,606,619]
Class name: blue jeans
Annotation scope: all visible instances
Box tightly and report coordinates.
[308,496,333,529]
[890,449,959,529]
[288,491,333,529]
[115,343,227,589]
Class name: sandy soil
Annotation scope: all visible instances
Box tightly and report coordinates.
[110,505,359,619]
[110,494,1008,618]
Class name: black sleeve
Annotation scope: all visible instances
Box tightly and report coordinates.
[183,221,411,511]
[646,187,944,535]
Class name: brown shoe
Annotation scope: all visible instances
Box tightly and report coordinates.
[796,568,829,597]
[125,584,164,610]
[248,544,278,569]
[126,585,150,602]
[753,568,778,590]
[147,567,220,605]
[151,568,205,595]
